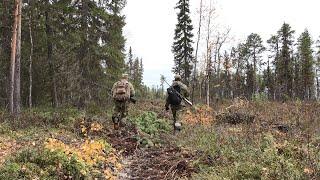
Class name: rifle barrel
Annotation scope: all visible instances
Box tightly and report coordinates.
[162,76,193,106]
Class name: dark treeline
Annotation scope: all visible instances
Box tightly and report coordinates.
[170,0,320,103]
[168,0,320,105]
[0,0,149,114]
[191,24,320,103]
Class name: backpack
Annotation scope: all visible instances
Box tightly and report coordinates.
[113,80,130,101]
[167,85,182,106]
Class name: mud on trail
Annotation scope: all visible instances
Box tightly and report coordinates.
[104,123,198,179]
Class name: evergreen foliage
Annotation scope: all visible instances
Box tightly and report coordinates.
[245,33,265,96]
[297,30,314,99]
[172,0,194,85]
[0,0,128,108]
[277,23,295,99]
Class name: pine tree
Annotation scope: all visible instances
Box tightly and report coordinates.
[267,35,280,99]
[9,0,21,115]
[245,33,265,95]
[298,30,314,99]
[172,0,194,85]
[231,43,247,97]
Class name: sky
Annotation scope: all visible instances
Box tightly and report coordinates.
[123,0,320,88]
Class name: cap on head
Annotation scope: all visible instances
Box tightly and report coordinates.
[121,73,129,80]
[174,74,181,81]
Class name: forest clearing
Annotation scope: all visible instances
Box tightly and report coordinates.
[0,99,319,179]
[1,0,320,179]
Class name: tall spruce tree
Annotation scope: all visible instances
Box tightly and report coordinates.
[104,0,126,85]
[0,0,129,109]
[262,59,275,99]
[277,23,295,99]
[172,0,194,85]
[133,58,141,87]
[298,30,314,99]
[127,47,134,81]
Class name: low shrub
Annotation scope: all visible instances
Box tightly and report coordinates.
[131,111,171,136]
[0,148,88,179]
[0,108,83,130]
[178,125,319,179]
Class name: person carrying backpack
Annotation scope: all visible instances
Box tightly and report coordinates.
[165,74,189,132]
[111,74,135,129]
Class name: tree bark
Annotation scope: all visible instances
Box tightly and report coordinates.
[1,0,11,107]
[191,0,203,103]
[205,1,213,106]
[45,1,58,107]
[28,0,33,108]
[9,0,19,114]
[78,0,89,109]
[13,0,22,114]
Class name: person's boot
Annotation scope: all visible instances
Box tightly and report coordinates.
[112,116,120,130]
[174,122,182,132]
[119,117,127,127]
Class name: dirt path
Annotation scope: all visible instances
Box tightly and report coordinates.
[104,124,197,180]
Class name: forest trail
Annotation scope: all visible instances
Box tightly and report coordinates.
[104,122,197,179]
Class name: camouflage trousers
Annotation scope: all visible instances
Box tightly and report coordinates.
[112,100,129,125]
[171,105,183,129]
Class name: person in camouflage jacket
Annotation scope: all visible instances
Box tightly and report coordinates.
[165,74,189,132]
[111,74,135,129]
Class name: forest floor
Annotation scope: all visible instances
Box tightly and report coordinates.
[0,99,320,179]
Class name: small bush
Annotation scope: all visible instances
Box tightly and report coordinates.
[0,148,88,179]
[252,92,268,103]
[131,111,171,136]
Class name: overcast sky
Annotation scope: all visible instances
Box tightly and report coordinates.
[123,0,320,87]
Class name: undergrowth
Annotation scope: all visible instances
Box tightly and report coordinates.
[130,111,171,147]
[0,147,88,179]
[177,100,320,179]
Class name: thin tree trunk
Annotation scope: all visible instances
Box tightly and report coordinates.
[45,2,58,107]
[14,0,22,114]
[9,0,19,114]
[205,1,213,106]
[1,0,11,108]
[199,78,202,102]
[28,0,33,108]
[78,0,89,109]
[191,0,203,103]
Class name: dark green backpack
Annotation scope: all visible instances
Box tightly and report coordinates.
[167,85,182,106]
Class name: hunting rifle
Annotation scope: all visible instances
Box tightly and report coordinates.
[162,76,193,106]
